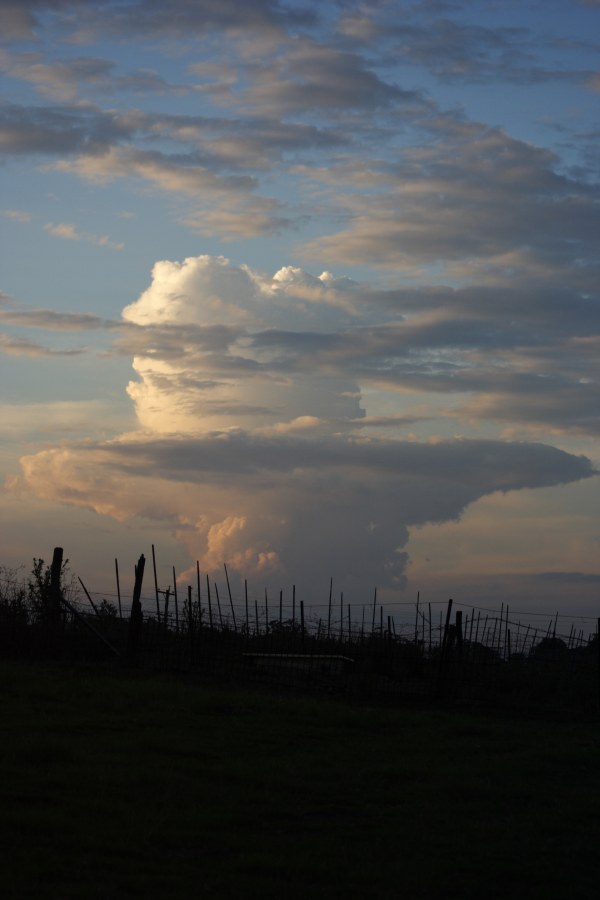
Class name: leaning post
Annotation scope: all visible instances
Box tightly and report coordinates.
[126,554,145,662]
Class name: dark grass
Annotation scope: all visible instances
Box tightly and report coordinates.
[1,661,598,899]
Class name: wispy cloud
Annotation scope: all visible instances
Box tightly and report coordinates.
[0,295,116,331]
[0,332,84,357]
[1,208,32,223]
[43,221,124,250]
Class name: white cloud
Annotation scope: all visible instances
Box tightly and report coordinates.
[13,254,597,599]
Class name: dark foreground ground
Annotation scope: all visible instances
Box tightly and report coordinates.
[1,661,598,899]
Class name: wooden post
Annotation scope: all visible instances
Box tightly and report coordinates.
[497,603,504,656]
[245,579,249,633]
[127,554,145,661]
[152,545,160,622]
[187,585,194,648]
[415,591,420,646]
[340,591,343,640]
[474,611,481,645]
[437,598,453,693]
[78,577,100,617]
[490,614,498,653]
[292,585,296,630]
[300,600,305,650]
[196,562,202,626]
[224,564,236,631]
[371,587,377,635]
[163,587,170,625]
[428,603,432,653]
[115,558,122,619]
[172,567,179,631]
[206,574,213,630]
[327,577,332,639]
[49,547,63,620]
[254,595,259,635]
[214,583,224,629]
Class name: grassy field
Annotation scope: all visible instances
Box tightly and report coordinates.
[1,661,598,899]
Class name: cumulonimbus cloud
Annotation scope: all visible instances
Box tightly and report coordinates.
[14,254,598,598]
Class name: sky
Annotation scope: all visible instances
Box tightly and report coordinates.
[1,0,600,628]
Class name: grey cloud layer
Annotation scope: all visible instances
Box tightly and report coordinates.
[2,1,597,246]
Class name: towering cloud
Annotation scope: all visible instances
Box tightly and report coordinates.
[16,255,596,600]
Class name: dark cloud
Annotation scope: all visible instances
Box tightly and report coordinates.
[0,102,133,156]
[0,0,317,42]
[0,304,115,330]
[0,332,83,356]
[531,571,600,585]
[100,432,596,495]
[391,18,594,86]
[234,39,422,114]
[18,432,595,595]
[302,123,600,272]
[102,0,318,38]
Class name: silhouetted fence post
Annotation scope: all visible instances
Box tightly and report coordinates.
[78,577,100,617]
[187,585,194,658]
[49,546,63,621]
[206,575,213,630]
[197,562,202,626]
[42,546,64,653]
[224,564,236,631]
[437,598,453,697]
[127,554,145,662]
[152,545,160,623]
[214,583,224,628]
[172,567,179,631]
[114,558,122,619]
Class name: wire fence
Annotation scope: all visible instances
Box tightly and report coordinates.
[1,550,599,716]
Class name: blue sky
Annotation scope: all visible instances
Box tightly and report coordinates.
[1,0,599,626]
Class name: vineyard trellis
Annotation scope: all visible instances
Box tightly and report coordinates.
[1,547,599,715]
